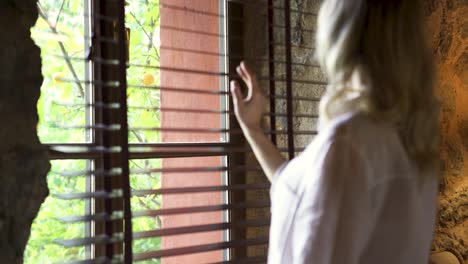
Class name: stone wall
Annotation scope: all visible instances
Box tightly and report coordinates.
[426,0,468,261]
[0,0,50,262]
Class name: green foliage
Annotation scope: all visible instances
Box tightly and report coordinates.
[26,0,162,262]
[34,0,87,143]
[130,159,162,264]
[24,160,87,263]
[126,0,161,144]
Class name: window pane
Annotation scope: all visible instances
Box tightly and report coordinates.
[32,0,91,143]
[126,0,229,144]
[24,160,90,263]
[130,156,228,263]
[125,0,161,144]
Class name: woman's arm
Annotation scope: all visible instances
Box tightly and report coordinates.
[230,62,286,182]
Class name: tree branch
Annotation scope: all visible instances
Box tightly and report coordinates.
[130,129,147,143]
[129,10,160,62]
[55,0,67,27]
[38,4,85,97]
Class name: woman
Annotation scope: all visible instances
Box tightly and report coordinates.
[230,0,440,263]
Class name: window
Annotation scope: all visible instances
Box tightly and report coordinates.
[27,0,233,262]
[25,0,93,262]
[26,0,324,263]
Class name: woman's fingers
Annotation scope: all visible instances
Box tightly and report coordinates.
[234,61,263,104]
[239,62,260,101]
[236,66,246,83]
[235,65,253,101]
[240,62,260,94]
[240,62,253,81]
[230,80,244,109]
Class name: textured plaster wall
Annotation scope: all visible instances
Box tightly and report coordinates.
[0,0,50,263]
[426,0,468,261]
[244,0,468,261]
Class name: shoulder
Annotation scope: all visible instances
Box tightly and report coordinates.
[315,111,400,159]
[299,112,390,189]
[319,112,382,142]
[302,112,372,161]
[315,111,413,187]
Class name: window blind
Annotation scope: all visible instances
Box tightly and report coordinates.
[33,0,325,263]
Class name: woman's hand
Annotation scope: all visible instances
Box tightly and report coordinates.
[230,62,285,182]
[230,62,267,134]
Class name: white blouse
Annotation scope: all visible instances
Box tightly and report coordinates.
[268,112,438,264]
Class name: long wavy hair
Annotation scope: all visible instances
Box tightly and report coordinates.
[315,0,439,173]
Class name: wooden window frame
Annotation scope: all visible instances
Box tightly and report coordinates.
[41,0,323,262]
[44,0,251,262]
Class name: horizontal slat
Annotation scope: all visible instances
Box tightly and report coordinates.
[130,165,262,175]
[47,142,236,159]
[45,143,308,160]
[127,63,323,84]
[133,237,269,260]
[54,126,311,137]
[128,83,230,95]
[47,78,120,87]
[48,46,320,69]
[55,212,123,223]
[51,166,266,179]
[53,190,123,200]
[45,143,309,160]
[129,82,323,101]
[128,127,317,135]
[133,201,270,217]
[157,45,321,68]
[57,124,121,131]
[133,142,230,148]
[129,145,306,159]
[52,101,121,109]
[48,144,120,159]
[128,105,318,119]
[130,64,229,77]
[160,24,237,39]
[54,233,123,247]
[133,219,270,239]
[128,127,235,133]
[210,256,268,264]
[61,256,113,264]
[54,184,270,200]
[129,145,246,159]
[158,1,229,19]
[52,168,122,177]
[129,106,231,115]
[132,184,270,196]
[55,201,270,224]
[50,146,233,160]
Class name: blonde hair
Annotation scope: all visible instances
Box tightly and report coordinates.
[315,0,439,172]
